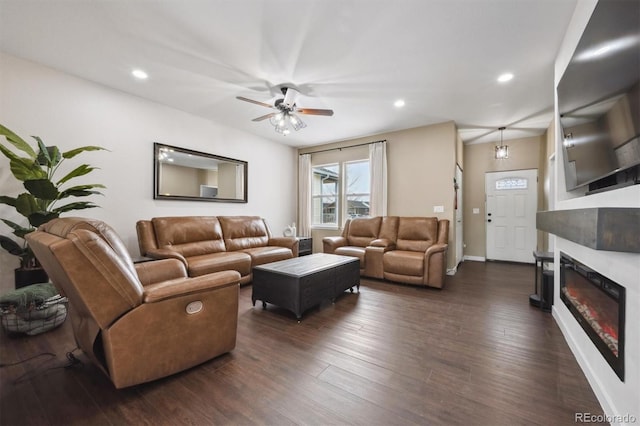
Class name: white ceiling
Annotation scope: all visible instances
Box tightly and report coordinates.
[0,0,578,148]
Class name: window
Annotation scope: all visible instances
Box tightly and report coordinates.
[345,160,370,219]
[495,177,528,190]
[312,160,370,227]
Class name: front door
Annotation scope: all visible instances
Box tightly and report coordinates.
[485,169,537,263]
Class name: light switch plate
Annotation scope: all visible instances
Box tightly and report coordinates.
[473,208,480,214]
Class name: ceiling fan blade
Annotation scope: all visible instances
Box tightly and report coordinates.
[296,108,334,116]
[252,112,278,122]
[236,96,273,109]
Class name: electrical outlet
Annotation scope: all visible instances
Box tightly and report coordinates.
[473,208,480,214]
[433,205,444,213]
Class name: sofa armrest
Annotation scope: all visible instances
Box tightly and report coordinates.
[268,237,299,257]
[369,238,396,251]
[323,236,347,253]
[135,258,187,287]
[142,270,241,303]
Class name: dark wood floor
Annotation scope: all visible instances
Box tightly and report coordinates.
[1,261,605,426]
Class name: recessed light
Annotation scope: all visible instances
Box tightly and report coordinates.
[497,73,514,83]
[394,99,405,108]
[132,69,148,80]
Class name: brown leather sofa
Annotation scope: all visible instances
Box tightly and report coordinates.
[26,217,241,389]
[323,216,449,288]
[136,216,298,285]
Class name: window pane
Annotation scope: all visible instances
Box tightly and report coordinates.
[346,195,370,218]
[496,177,528,190]
[345,161,369,196]
[345,160,370,219]
[312,164,339,225]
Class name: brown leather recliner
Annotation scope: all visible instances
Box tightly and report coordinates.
[323,216,449,288]
[382,217,449,288]
[26,217,241,389]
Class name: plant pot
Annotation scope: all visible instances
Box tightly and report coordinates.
[14,267,49,289]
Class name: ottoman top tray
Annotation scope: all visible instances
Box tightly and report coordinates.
[253,253,358,278]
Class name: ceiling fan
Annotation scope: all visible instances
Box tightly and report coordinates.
[236,87,334,135]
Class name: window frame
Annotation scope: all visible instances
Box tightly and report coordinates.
[311,158,371,229]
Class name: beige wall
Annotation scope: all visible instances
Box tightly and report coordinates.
[299,121,458,271]
[462,134,545,259]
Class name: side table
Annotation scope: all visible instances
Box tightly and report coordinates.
[297,236,312,256]
[531,251,554,310]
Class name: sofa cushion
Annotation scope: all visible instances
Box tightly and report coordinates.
[187,251,252,277]
[383,250,424,276]
[242,246,292,266]
[346,217,382,247]
[218,216,269,251]
[152,217,226,257]
[395,217,438,252]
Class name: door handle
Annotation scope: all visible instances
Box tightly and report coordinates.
[487,219,492,223]
[487,213,492,216]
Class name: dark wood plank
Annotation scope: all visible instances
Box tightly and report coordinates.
[0,261,607,425]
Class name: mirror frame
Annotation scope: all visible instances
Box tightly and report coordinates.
[153,142,248,203]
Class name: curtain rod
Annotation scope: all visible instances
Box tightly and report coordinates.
[298,139,386,156]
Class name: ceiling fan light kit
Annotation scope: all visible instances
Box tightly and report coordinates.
[236,87,333,136]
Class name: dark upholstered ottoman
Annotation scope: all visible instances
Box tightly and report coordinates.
[252,253,360,320]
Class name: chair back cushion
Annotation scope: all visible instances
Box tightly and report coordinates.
[26,218,144,344]
[152,216,226,257]
[395,217,438,252]
[346,217,382,247]
[218,216,270,251]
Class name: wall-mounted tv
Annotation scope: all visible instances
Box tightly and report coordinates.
[557,0,640,193]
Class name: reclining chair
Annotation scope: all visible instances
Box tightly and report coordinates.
[26,217,240,389]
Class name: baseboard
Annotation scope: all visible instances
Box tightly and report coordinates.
[463,255,485,262]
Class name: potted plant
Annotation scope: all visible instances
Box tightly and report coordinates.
[0,124,107,288]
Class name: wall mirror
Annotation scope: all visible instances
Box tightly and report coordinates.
[154,143,247,202]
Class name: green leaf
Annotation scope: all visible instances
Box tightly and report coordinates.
[0,195,18,207]
[62,146,107,159]
[29,211,59,227]
[1,219,35,239]
[24,179,59,200]
[9,157,45,181]
[58,188,104,198]
[0,124,37,158]
[0,235,26,256]
[56,164,97,185]
[35,137,51,165]
[52,202,99,213]
[14,193,39,218]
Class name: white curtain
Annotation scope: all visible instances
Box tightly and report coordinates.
[298,154,312,236]
[369,141,388,217]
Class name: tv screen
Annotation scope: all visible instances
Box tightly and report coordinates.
[557,0,640,191]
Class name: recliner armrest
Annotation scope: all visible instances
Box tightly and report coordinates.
[424,243,448,258]
[369,238,396,251]
[135,258,187,286]
[142,270,241,303]
[323,236,347,253]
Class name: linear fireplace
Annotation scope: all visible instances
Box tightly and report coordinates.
[560,253,626,381]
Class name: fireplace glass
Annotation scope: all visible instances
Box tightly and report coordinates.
[560,253,625,381]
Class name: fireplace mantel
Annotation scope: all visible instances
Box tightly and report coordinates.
[537,208,640,253]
